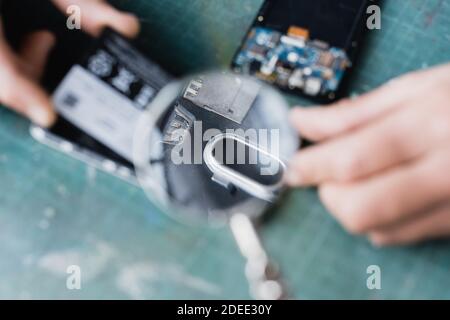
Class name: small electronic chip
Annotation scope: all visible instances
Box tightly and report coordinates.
[162,105,195,145]
[287,26,309,40]
[318,52,335,68]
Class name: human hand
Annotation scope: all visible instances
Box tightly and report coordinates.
[0,0,140,127]
[286,63,450,246]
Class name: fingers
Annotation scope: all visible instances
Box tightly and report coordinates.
[290,65,448,142]
[0,24,55,126]
[286,103,431,186]
[0,68,56,127]
[369,203,450,246]
[52,0,140,38]
[0,0,141,127]
[317,149,450,234]
[18,31,56,80]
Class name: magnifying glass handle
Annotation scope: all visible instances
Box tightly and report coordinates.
[229,213,289,300]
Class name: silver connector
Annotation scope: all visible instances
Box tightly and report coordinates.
[203,133,285,202]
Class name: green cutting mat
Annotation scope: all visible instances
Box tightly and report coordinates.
[0,0,450,299]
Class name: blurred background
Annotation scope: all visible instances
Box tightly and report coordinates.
[0,0,449,299]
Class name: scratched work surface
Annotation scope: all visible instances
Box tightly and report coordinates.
[0,0,450,299]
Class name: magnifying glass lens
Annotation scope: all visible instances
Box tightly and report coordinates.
[133,71,300,226]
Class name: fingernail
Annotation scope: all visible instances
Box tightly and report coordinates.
[289,107,317,127]
[290,106,320,114]
[283,166,303,187]
[289,108,303,119]
[284,175,301,187]
[27,106,55,127]
[369,235,386,248]
[121,13,141,38]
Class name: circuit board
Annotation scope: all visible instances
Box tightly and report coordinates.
[233,26,351,100]
[232,0,371,102]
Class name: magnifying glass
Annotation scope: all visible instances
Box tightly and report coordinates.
[133,71,300,300]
